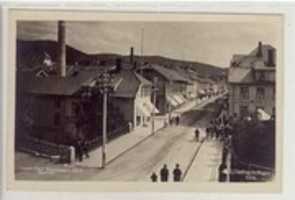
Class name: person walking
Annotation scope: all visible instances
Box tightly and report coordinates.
[175,115,180,126]
[82,138,90,159]
[150,172,158,182]
[173,163,182,182]
[194,128,200,142]
[75,138,83,162]
[160,164,169,182]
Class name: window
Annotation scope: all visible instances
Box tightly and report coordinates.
[72,102,80,116]
[240,86,249,99]
[54,113,61,126]
[259,72,265,81]
[239,105,249,118]
[256,87,265,100]
[55,99,61,108]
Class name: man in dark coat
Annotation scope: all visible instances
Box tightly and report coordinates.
[195,128,200,142]
[150,172,158,182]
[160,164,169,182]
[173,163,182,182]
[75,138,83,162]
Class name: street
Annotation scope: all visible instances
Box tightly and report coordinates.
[15,99,223,182]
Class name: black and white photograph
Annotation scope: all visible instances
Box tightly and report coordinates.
[4,10,282,191]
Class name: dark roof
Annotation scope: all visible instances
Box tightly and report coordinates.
[142,64,190,83]
[19,67,119,96]
[112,70,151,98]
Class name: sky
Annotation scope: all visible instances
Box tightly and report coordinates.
[17,20,281,68]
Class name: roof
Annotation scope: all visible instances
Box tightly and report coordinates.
[134,72,152,86]
[227,67,253,84]
[19,67,120,96]
[228,43,276,84]
[142,64,190,83]
[232,44,276,69]
[112,70,151,98]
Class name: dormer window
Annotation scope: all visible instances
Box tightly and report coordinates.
[256,71,265,81]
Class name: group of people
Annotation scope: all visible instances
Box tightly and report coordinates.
[74,137,90,162]
[169,115,180,126]
[194,116,234,142]
[150,164,183,182]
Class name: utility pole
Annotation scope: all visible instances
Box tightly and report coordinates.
[101,89,108,168]
[226,135,232,182]
[151,77,158,135]
[97,70,112,169]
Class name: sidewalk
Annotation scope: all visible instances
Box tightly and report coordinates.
[173,93,226,115]
[184,139,223,182]
[76,118,165,168]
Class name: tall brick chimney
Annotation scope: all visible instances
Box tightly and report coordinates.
[257,41,263,58]
[58,21,66,77]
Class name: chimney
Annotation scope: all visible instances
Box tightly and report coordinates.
[267,48,276,67]
[257,41,263,57]
[58,21,66,77]
[115,58,122,73]
[130,47,134,64]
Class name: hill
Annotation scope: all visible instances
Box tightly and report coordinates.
[17,40,226,79]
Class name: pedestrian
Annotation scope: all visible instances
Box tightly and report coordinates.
[173,163,182,182]
[82,138,90,159]
[75,138,83,162]
[160,164,169,182]
[194,128,200,142]
[205,127,210,140]
[150,172,158,182]
[176,115,180,126]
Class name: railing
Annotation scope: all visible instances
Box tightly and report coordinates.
[16,135,72,163]
[85,124,130,151]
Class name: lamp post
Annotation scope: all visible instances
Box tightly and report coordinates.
[96,70,113,169]
[151,77,158,135]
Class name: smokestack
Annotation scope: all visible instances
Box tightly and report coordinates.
[257,41,263,57]
[58,21,66,77]
[267,49,276,67]
[130,47,134,64]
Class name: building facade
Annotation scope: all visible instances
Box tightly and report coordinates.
[228,42,276,119]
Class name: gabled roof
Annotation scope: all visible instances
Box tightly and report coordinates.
[112,70,151,98]
[232,44,276,69]
[142,64,190,83]
[227,67,253,84]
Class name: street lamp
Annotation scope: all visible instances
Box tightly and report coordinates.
[151,77,159,135]
[81,69,113,169]
[96,70,113,169]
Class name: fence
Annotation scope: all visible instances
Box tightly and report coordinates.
[16,135,73,163]
[85,124,130,151]
[16,124,130,163]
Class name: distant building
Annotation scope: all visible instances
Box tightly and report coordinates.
[139,64,190,114]
[228,42,276,119]
[111,68,158,129]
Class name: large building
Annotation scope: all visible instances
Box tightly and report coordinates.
[228,42,276,119]
[139,64,190,114]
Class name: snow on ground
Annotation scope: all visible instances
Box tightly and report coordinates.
[184,140,223,182]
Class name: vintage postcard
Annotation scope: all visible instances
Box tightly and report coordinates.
[3,9,283,192]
